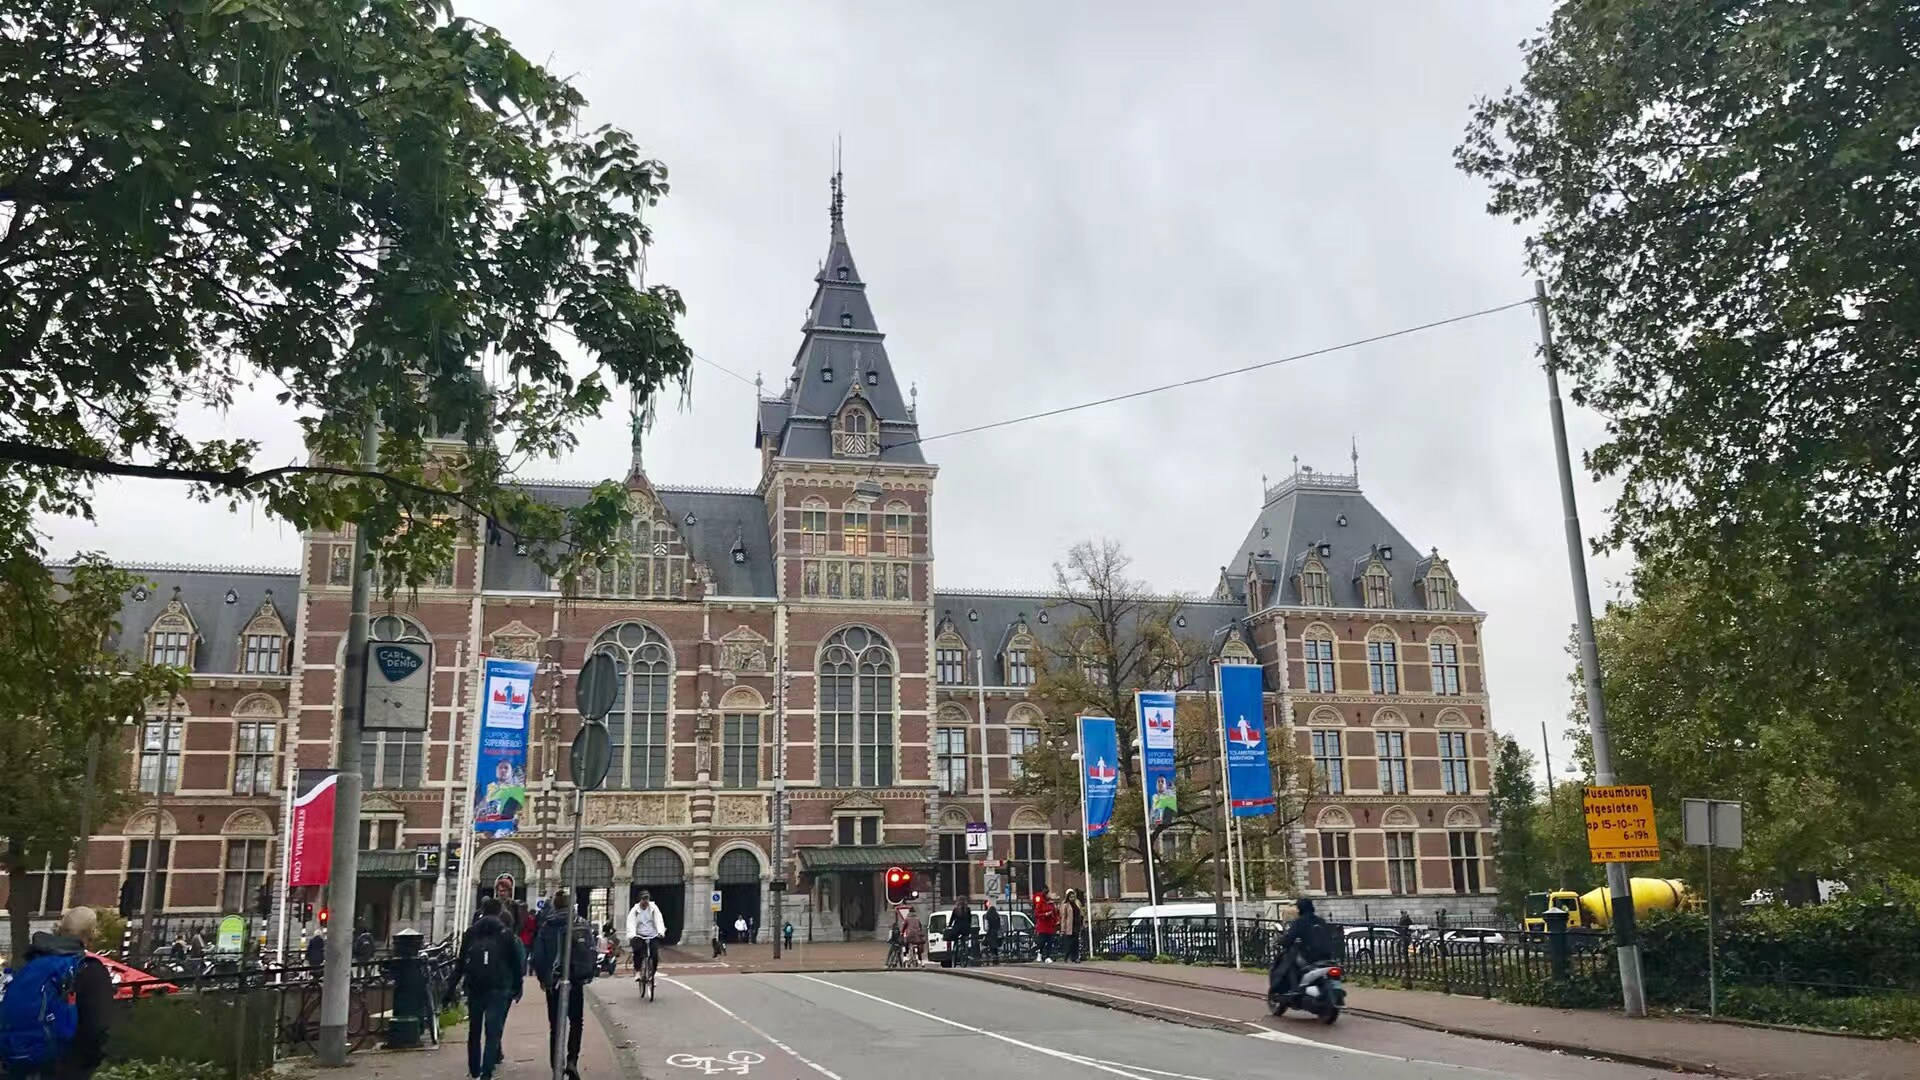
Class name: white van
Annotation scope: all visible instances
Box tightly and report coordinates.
[926,908,1035,961]
[1100,902,1231,959]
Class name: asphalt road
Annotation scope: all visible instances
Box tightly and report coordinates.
[586,969,1688,1080]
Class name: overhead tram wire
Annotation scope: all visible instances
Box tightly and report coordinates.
[878,295,1539,455]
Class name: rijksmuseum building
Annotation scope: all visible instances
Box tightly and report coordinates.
[3,190,1499,945]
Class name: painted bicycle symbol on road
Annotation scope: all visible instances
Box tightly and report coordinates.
[666,1050,766,1075]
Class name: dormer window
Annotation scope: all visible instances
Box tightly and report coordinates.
[840,311,853,327]
[1423,552,1456,611]
[822,366,834,382]
[241,597,287,674]
[148,603,195,668]
[836,266,849,281]
[866,369,878,385]
[1362,561,1392,608]
[1300,558,1331,607]
[833,404,877,457]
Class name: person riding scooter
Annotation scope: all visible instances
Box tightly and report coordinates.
[1268,898,1334,1000]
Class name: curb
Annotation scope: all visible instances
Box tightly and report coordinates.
[956,963,1739,1078]
[936,967,1253,1036]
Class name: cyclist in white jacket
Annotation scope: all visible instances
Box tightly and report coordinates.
[626,891,666,982]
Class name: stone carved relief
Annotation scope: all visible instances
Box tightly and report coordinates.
[695,740,712,775]
[718,626,769,673]
[489,620,544,661]
[716,795,767,826]
[583,793,692,828]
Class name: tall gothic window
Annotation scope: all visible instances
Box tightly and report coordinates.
[935,726,968,794]
[1450,831,1483,893]
[1425,570,1454,611]
[221,839,270,913]
[819,626,895,787]
[1318,831,1353,894]
[883,502,911,557]
[233,721,277,795]
[594,622,672,789]
[800,498,828,555]
[721,713,760,788]
[1441,731,1471,795]
[1386,832,1419,894]
[937,832,969,901]
[361,615,427,789]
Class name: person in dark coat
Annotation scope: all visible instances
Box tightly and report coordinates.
[3,907,115,1080]
[450,898,524,1080]
[981,898,1003,965]
[531,891,590,1080]
[1269,898,1332,999]
[944,897,972,966]
[1064,889,1087,963]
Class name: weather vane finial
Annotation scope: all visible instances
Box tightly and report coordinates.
[829,136,845,237]
[1351,435,1359,482]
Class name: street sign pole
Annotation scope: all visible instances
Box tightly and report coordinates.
[1706,813,1715,1017]
[1683,798,1743,1019]
[554,656,617,1080]
[1537,281,1646,1017]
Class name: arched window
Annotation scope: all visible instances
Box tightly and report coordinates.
[883,500,911,557]
[1008,703,1044,781]
[834,405,876,457]
[1315,807,1354,894]
[149,609,193,668]
[1362,561,1392,608]
[479,850,527,890]
[1299,558,1331,607]
[362,616,428,789]
[240,599,286,674]
[593,622,673,790]
[1428,628,1462,696]
[717,849,760,884]
[819,627,895,787]
[842,499,870,558]
[800,497,828,556]
[719,686,764,789]
[1365,627,1400,694]
[561,848,614,889]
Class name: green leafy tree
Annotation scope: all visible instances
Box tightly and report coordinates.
[1489,734,1542,918]
[2,552,182,958]
[0,0,692,583]
[1013,541,1305,901]
[1464,1,1920,897]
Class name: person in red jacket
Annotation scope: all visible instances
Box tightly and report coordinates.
[1033,891,1059,963]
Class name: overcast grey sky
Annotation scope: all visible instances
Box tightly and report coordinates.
[38,1,1627,773]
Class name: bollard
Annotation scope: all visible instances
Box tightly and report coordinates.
[1544,909,1571,983]
[384,929,427,1049]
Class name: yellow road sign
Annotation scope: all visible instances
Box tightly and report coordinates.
[1584,784,1660,863]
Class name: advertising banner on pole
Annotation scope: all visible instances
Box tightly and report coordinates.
[1136,691,1178,827]
[473,657,537,836]
[288,769,338,887]
[1078,716,1120,838]
[1217,664,1276,817]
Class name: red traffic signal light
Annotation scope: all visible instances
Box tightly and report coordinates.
[317,905,330,926]
[885,866,916,905]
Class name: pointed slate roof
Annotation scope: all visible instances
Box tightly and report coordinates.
[758,171,925,465]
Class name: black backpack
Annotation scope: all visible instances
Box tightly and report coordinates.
[464,922,513,994]
[552,918,596,983]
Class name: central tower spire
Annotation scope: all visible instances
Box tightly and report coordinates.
[829,140,846,242]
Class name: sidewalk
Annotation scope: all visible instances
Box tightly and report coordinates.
[988,961,1920,1080]
[275,982,618,1080]
[658,939,890,972]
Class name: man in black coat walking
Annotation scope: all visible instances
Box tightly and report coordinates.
[530,891,591,1080]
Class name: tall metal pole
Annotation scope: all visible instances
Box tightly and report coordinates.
[974,649,992,896]
[318,413,379,1064]
[1210,675,1241,969]
[1536,280,1646,1017]
[1541,721,1567,890]
[1074,718,1093,938]
[771,646,788,958]
[553,789,584,1080]
[138,700,174,958]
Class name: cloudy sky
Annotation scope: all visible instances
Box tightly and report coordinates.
[38,1,1627,772]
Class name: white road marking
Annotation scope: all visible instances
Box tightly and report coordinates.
[795,973,1188,1080]
[666,1050,766,1075]
[659,976,845,1080]
[983,971,1265,1029]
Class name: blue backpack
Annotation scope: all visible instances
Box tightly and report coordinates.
[0,953,84,1067]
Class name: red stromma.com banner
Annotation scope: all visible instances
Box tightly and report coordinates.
[289,769,338,887]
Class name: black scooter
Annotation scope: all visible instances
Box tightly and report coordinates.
[1268,957,1346,1024]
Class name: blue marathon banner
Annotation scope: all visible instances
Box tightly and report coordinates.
[1136,691,1178,828]
[1218,663,1276,817]
[473,657,537,836]
[1079,716,1120,838]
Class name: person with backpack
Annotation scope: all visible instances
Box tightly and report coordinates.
[1268,898,1334,1001]
[450,898,523,1080]
[531,891,595,1080]
[0,907,114,1080]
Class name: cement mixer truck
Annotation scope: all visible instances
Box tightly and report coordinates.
[1523,878,1690,932]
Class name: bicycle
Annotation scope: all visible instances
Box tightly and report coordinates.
[884,939,904,969]
[635,937,659,1002]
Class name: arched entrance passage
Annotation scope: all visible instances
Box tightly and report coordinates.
[716,849,762,943]
[477,850,529,912]
[629,846,685,945]
[561,848,615,929]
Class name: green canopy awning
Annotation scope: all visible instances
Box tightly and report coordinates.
[795,844,933,872]
[357,850,431,879]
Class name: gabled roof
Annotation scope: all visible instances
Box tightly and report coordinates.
[932,589,1245,687]
[761,171,925,465]
[481,482,776,597]
[1227,470,1477,613]
[92,565,299,673]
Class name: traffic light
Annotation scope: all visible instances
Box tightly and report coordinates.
[302,901,315,924]
[445,847,461,878]
[317,905,330,928]
[884,866,916,906]
[118,878,137,919]
[255,883,273,918]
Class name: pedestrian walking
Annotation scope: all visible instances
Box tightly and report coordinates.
[1033,891,1059,963]
[732,915,747,944]
[711,920,727,959]
[944,896,971,967]
[981,897,1002,965]
[532,891,596,1080]
[1397,910,1413,959]
[782,922,794,950]
[0,907,115,1080]
[1064,888,1087,963]
[352,921,375,963]
[451,898,523,1080]
[304,932,325,973]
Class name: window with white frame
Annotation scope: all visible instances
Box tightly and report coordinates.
[243,633,283,674]
[722,713,760,788]
[1362,563,1392,608]
[1318,831,1353,894]
[935,727,968,794]
[1429,639,1462,695]
[1440,731,1471,795]
[1450,831,1482,893]
[1011,833,1047,898]
[139,718,182,794]
[936,833,969,901]
[819,627,895,787]
[233,721,277,795]
[1425,568,1454,611]
[1008,727,1041,780]
[1300,560,1331,606]
[1310,730,1344,794]
[801,499,828,555]
[883,502,910,556]
[1302,637,1336,692]
[126,839,170,909]
[843,506,870,557]
[1376,730,1409,794]
[835,815,882,846]
[1005,641,1034,686]
[18,853,69,916]
[359,818,403,850]
[150,617,191,667]
[595,622,672,790]
[1366,636,1399,694]
[222,839,270,913]
[1386,832,1418,893]
[937,645,967,684]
